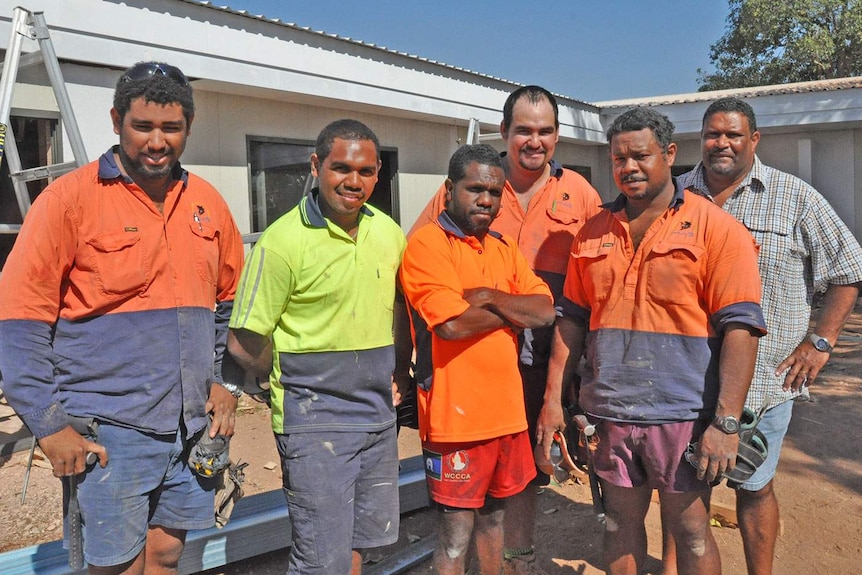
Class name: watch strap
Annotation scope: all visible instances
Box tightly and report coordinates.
[216,380,243,398]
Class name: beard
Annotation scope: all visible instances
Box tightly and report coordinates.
[518,149,547,172]
[705,154,739,176]
[118,146,176,181]
[449,209,494,237]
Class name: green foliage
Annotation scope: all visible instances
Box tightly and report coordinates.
[698,0,862,90]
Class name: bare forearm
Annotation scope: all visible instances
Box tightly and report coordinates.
[536,316,586,449]
[696,323,760,481]
[434,305,508,340]
[227,328,272,379]
[813,283,861,344]
[465,288,555,329]
[543,316,586,406]
[715,323,760,417]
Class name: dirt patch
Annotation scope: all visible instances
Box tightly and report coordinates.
[3,309,862,573]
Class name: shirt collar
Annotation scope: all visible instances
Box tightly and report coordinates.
[299,187,374,229]
[436,210,503,241]
[690,154,765,198]
[98,146,188,185]
[603,176,686,212]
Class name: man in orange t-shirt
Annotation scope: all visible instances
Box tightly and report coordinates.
[401,144,554,575]
[409,85,601,574]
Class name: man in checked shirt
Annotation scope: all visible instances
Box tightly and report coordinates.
[673,97,862,575]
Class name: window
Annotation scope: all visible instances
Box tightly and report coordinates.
[1,114,61,268]
[247,137,399,233]
[563,164,592,183]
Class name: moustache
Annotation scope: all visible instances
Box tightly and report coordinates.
[621,175,647,184]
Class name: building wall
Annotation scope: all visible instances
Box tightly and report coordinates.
[671,128,860,233]
[3,1,862,243]
[183,90,468,233]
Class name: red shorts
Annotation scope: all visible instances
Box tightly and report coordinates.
[593,419,710,493]
[422,430,536,508]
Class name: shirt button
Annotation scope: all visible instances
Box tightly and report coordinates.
[478,250,483,254]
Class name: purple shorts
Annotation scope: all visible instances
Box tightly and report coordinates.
[592,419,710,493]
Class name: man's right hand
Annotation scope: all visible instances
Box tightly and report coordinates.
[38,426,108,477]
[536,400,566,461]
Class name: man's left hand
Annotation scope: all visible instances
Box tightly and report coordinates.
[775,339,831,392]
[694,425,740,483]
[206,383,238,437]
[391,371,412,407]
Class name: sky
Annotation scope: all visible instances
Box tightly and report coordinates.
[221,1,732,103]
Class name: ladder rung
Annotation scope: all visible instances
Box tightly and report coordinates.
[0,52,44,77]
[11,161,78,182]
[0,224,23,234]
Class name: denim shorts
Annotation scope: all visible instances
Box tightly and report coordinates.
[737,399,793,491]
[67,422,215,567]
[275,426,399,575]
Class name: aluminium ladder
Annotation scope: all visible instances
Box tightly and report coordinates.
[0,6,88,234]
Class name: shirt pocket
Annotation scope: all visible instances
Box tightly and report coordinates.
[646,241,705,305]
[86,231,152,296]
[190,220,220,287]
[377,264,398,311]
[572,240,614,303]
[534,207,582,274]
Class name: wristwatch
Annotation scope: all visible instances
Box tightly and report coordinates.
[809,333,834,353]
[216,380,243,398]
[711,414,740,434]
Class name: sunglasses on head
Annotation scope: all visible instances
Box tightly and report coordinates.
[120,62,190,86]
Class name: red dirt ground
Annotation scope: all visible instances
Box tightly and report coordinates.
[3,309,862,574]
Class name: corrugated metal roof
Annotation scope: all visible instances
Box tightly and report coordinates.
[178,0,592,105]
[593,77,862,108]
[179,1,862,109]
[178,2,517,85]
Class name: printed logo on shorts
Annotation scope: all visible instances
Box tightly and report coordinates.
[444,450,471,482]
[423,448,442,481]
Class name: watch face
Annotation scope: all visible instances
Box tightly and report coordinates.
[715,415,739,434]
[810,334,833,352]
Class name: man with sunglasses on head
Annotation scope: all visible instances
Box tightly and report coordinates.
[0,61,244,574]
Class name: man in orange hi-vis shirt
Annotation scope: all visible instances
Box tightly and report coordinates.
[402,144,555,575]
[538,107,766,575]
[0,62,244,572]
[409,85,601,575]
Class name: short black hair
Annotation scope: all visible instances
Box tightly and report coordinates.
[315,119,380,163]
[113,63,194,123]
[606,107,675,152]
[702,97,758,132]
[448,144,503,183]
[502,85,559,131]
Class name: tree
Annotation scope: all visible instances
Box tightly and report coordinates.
[698,0,862,91]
